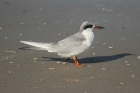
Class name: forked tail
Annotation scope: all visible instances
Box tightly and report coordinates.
[20,41,50,50]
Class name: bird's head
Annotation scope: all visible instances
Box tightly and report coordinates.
[80,21,104,32]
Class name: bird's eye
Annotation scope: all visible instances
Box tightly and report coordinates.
[84,24,93,30]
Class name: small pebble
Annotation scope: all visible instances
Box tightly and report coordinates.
[9,62,13,63]
[8,70,12,74]
[43,23,46,25]
[102,67,106,70]
[57,61,60,63]
[93,53,96,55]
[120,82,123,85]
[49,68,55,70]
[39,79,43,82]
[91,77,94,78]
[62,62,67,65]
[0,27,2,29]
[6,57,8,59]
[34,58,38,60]
[103,43,106,45]
[5,50,16,53]
[102,8,105,11]
[137,56,140,59]
[21,22,24,24]
[109,46,113,48]
[19,34,23,36]
[67,68,70,70]
[5,37,8,39]
[131,74,135,78]
[39,69,43,71]
[126,64,130,66]
[125,61,128,63]
[41,62,45,64]
[75,80,79,82]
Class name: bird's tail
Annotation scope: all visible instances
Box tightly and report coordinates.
[20,41,50,50]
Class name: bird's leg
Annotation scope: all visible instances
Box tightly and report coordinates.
[73,56,85,67]
[73,56,80,66]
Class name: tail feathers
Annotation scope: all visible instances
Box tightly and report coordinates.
[20,41,58,52]
[20,41,49,50]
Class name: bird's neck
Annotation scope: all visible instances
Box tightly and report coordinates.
[82,29,94,47]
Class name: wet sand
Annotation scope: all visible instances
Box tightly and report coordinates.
[0,0,140,93]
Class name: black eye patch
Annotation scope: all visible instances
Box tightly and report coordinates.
[83,24,93,30]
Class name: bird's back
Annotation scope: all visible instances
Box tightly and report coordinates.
[48,32,88,57]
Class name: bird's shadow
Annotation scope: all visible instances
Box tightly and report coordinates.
[39,53,133,64]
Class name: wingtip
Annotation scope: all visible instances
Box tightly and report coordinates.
[20,41,28,43]
[20,41,24,43]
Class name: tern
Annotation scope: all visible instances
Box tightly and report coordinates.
[20,22,104,67]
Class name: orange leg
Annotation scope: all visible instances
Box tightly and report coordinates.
[73,56,85,67]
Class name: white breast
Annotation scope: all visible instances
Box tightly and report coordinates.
[81,28,94,47]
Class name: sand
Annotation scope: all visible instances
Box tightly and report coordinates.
[0,0,140,93]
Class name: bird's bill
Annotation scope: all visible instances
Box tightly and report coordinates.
[94,26,105,29]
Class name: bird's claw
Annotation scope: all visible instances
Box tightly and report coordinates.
[76,63,85,67]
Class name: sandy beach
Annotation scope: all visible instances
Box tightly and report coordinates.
[0,0,140,93]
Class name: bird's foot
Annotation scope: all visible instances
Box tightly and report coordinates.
[74,56,85,67]
[76,63,85,67]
